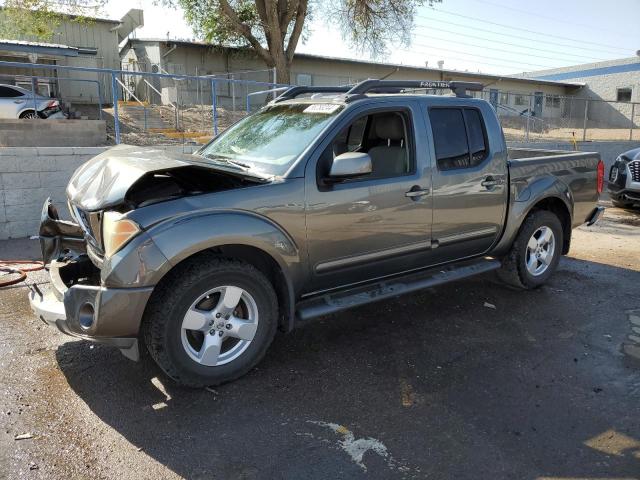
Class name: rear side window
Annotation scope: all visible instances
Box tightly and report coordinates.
[0,86,23,98]
[430,107,488,170]
[464,109,487,166]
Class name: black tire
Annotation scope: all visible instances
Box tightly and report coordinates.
[611,199,634,209]
[497,210,564,289]
[141,256,278,388]
[19,110,39,119]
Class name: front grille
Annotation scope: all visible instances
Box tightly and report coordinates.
[72,206,103,253]
[629,160,640,182]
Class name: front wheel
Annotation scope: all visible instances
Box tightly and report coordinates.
[497,210,563,289]
[142,257,278,387]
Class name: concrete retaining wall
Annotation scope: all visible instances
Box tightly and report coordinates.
[0,145,197,240]
[0,120,107,147]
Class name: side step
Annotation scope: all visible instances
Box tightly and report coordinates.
[296,257,501,322]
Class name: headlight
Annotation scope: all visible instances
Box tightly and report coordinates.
[102,211,140,257]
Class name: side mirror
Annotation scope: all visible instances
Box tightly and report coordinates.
[329,152,372,179]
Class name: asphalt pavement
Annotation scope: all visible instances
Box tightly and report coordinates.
[1,203,639,479]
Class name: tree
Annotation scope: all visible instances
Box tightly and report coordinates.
[0,0,106,42]
[172,0,442,84]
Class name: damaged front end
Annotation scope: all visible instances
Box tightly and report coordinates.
[29,145,273,362]
[38,198,86,266]
[29,198,148,361]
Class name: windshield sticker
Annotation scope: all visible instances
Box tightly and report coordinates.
[304,104,341,114]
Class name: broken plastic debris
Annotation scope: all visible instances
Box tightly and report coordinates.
[483,302,496,309]
[14,433,33,440]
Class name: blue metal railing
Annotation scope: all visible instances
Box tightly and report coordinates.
[0,60,289,143]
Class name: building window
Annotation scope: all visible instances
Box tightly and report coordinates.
[296,73,312,86]
[545,95,561,108]
[514,95,528,106]
[617,88,632,102]
[499,92,509,105]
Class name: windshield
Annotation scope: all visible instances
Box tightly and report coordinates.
[198,103,343,176]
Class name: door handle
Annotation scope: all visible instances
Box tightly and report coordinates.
[481,176,503,189]
[405,186,430,199]
[13,100,24,104]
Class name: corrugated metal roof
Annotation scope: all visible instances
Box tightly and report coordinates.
[125,38,586,88]
[0,39,79,56]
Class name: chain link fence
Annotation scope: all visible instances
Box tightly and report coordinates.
[482,90,640,143]
[3,60,639,147]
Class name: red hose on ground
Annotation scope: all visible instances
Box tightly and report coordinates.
[0,260,44,288]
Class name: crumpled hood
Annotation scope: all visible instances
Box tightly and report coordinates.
[66,144,201,211]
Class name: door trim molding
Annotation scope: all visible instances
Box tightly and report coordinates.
[315,240,432,274]
[437,226,498,246]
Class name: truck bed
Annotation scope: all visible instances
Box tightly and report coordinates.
[507,147,601,228]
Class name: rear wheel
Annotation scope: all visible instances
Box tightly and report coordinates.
[19,110,39,119]
[497,210,563,289]
[142,256,278,387]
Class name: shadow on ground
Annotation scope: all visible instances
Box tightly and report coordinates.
[56,257,640,479]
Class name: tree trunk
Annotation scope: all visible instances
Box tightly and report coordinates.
[274,57,291,85]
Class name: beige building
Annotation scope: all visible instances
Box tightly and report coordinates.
[120,38,583,118]
[0,10,143,104]
[525,56,640,128]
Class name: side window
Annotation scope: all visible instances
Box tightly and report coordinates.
[347,116,367,151]
[430,107,488,171]
[0,86,23,98]
[464,109,488,166]
[430,108,470,170]
[317,110,414,184]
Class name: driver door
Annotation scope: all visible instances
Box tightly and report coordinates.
[303,102,433,293]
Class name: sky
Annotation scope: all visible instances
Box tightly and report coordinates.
[106,0,640,75]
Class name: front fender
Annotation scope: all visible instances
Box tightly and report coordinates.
[147,209,303,288]
[492,175,573,257]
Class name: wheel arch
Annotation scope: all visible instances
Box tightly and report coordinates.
[525,196,572,254]
[148,213,300,332]
[493,188,573,257]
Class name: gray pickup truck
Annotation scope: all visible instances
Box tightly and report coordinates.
[29,80,605,387]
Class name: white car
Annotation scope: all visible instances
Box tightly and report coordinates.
[0,84,67,119]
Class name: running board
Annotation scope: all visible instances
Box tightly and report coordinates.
[296,258,501,322]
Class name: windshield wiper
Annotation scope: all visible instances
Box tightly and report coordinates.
[202,154,251,170]
[199,153,272,181]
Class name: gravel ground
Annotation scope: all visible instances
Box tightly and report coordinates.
[1,202,639,479]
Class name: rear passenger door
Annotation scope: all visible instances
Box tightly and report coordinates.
[426,103,508,262]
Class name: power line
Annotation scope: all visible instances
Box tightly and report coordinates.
[392,47,548,73]
[410,28,610,63]
[414,16,630,56]
[469,0,638,39]
[404,41,556,69]
[419,9,634,53]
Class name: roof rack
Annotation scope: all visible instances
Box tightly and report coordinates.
[274,86,351,102]
[273,79,484,103]
[346,80,484,99]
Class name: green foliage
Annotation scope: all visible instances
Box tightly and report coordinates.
[0,0,106,42]
[330,0,442,56]
[178,0,263,45]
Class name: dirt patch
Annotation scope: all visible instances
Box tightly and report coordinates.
[103,105,248,146]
